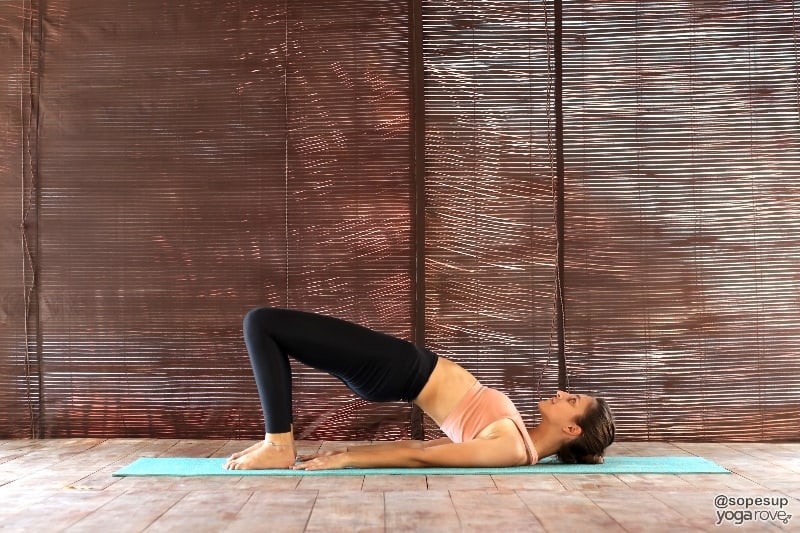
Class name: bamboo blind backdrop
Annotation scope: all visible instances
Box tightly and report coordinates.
[2,0,799,441]
[561,1,800,441]
[421,0,558,439]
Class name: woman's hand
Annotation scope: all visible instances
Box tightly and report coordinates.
[295,449,344,462]
[293,451,350,471]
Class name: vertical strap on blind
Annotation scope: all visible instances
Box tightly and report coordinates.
[21,0,44,438]
[554,0,568,391]
[409,0,426,440]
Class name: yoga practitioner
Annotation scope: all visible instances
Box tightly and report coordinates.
[224,307,615,471]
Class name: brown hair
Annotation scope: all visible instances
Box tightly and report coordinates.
[556,397,615,464]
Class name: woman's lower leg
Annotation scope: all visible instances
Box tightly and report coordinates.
[227,307,434,469]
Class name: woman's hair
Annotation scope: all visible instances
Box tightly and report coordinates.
[556,397,615,464]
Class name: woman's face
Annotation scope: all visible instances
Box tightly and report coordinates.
[538,390,595,431]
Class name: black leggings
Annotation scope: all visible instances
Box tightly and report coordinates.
[242,307,438,433]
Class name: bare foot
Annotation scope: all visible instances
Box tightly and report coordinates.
[227,441,263,462]
[224,442,296,470]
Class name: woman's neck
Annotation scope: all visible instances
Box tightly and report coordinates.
[527,423,567,460]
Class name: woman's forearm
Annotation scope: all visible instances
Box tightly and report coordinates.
[345,440,424,453]
[345,437,450,453]
[342,437,456,468]
[341,447,426,468]
[293,437,457,470]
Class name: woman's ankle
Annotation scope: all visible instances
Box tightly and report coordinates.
[264,430,294,447]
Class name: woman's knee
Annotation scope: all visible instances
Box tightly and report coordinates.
[243,306,280,335]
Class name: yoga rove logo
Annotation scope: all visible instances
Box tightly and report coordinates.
[714,495,793,527]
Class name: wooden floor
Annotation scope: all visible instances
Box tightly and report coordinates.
[0,439,797,532]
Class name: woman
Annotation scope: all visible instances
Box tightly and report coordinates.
[224,307,615,471]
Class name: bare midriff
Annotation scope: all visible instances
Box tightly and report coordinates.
[412,357,478,426]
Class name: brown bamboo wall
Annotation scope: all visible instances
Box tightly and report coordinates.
[1,0,798,441]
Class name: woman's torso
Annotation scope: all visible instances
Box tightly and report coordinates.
[414,357,536,464]
[413,357,478,426]
[414,357,528,441]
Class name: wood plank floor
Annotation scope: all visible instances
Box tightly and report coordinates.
[1,439,798,532]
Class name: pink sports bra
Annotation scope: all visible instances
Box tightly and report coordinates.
[440,381,538,465]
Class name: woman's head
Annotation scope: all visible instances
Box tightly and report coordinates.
[554,395,615,464]
[537,391,615,464]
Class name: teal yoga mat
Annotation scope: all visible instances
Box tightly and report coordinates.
[113,456,729,477]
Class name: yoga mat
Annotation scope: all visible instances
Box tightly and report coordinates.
[113,456,729,477]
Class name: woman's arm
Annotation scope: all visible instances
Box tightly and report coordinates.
[293,428,526,470]
[297,437,453,462]
[296,437,453,462]
[355,440,423,451]
[347,437,452,452]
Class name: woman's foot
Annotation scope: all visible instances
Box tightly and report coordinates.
[223,441,296,470]
[227,441,263,462]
